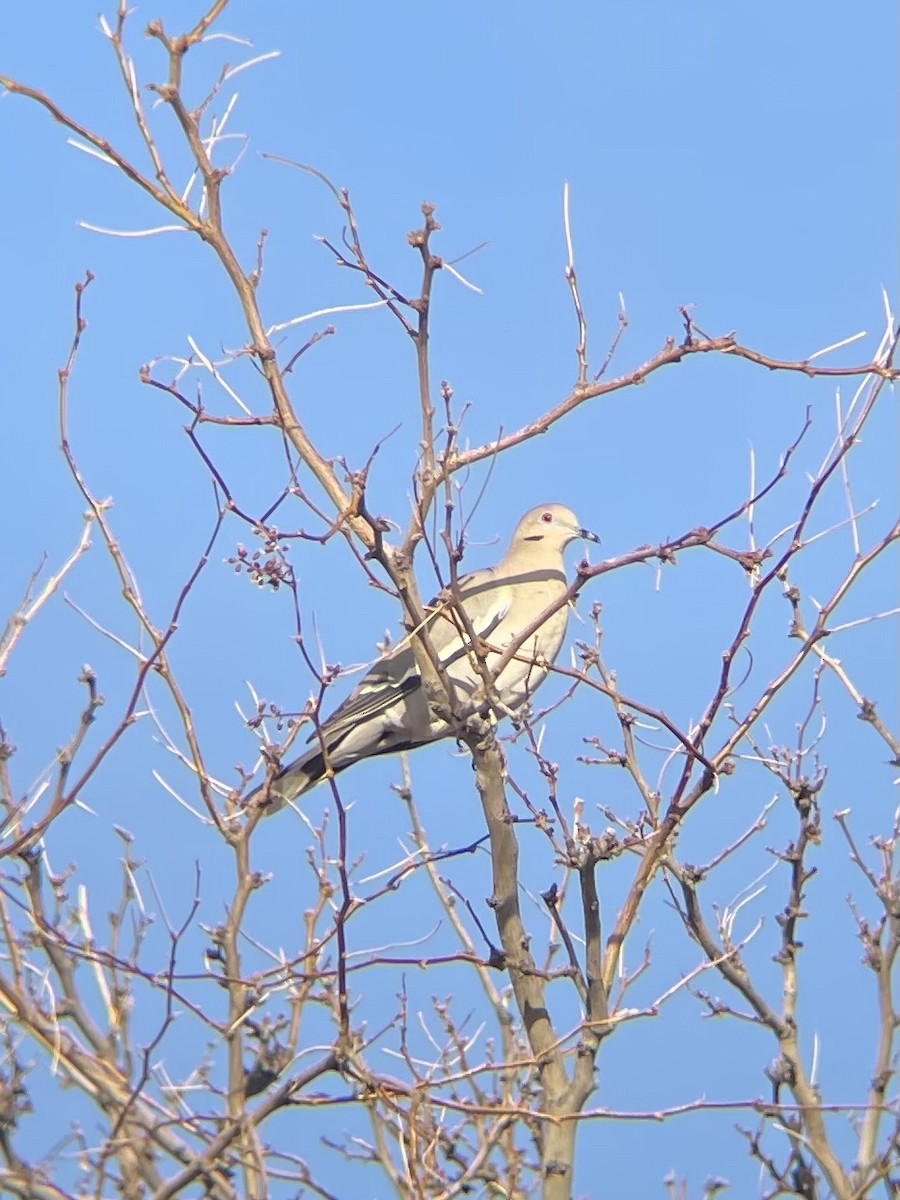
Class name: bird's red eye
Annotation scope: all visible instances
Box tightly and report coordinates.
[541,511,553,523]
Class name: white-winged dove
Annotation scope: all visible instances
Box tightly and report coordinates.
[254,504,599,808]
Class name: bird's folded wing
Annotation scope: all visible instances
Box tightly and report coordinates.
[308,650,421,748]
[308,567,513,748]
[425,566,512,664]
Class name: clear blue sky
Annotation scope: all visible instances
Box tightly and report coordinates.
[1,2,897,1195]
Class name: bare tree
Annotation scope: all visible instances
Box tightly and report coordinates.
[1,6,897,1199]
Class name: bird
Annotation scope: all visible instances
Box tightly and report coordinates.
[252,504,599,809]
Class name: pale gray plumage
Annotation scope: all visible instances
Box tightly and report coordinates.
[254,504,599,809]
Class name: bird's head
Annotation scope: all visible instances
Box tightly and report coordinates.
[513,503,600,552]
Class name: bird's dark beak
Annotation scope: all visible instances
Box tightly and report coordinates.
[580,527,601,545]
